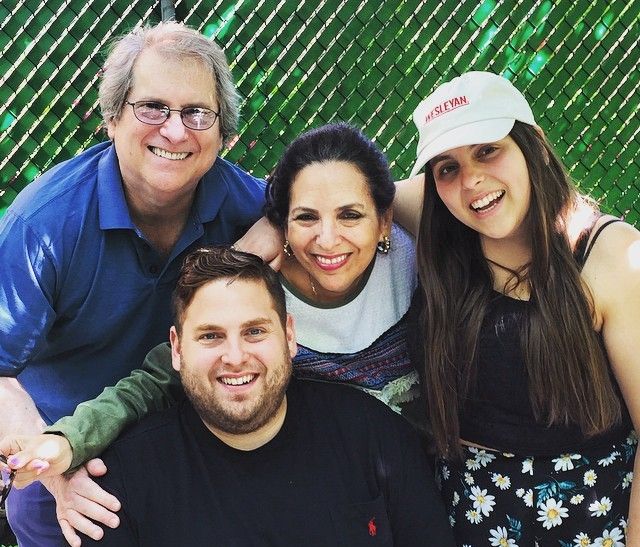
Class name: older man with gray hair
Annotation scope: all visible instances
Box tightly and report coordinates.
[0,22,267,546]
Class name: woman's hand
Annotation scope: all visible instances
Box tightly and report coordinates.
[0,433,73,486]
[234,216,284,270]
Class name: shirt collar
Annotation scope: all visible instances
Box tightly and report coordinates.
[97,145,229,230]
[97,144,135,230]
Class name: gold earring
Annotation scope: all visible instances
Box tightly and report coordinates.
[283,240,293,257]
[377,235,391,254]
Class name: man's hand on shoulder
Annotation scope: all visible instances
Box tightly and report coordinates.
[42,460,121,547]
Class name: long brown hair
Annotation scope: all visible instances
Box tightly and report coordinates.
[417,122,622,458]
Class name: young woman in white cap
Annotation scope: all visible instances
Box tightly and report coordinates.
[409,71,640,545]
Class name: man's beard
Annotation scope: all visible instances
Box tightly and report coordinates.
[180,352,292,435]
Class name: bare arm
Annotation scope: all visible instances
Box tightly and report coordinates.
[0,377,46,437]
[393,175,424,236]
[585,221,640,542]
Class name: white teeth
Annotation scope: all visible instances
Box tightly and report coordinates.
[316,254,347,265]
[220,374,255,386]
[471,190,505,211]
[150,147,190,160]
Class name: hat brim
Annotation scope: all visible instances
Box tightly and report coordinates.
[409,118,516,178]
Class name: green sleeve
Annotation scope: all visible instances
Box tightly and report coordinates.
[44,342,182,469]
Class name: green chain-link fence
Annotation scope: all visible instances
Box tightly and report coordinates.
[1,0,639,224]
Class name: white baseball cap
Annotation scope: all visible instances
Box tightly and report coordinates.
[409,71,536,178]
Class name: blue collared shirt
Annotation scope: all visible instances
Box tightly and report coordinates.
[0,141,265,423]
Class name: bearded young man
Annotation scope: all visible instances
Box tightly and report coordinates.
[69,247,454,546]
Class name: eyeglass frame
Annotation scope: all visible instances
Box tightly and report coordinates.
[125,100,221,131]
[0,455,15,506]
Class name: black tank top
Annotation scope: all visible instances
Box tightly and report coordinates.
[459,218,633,455]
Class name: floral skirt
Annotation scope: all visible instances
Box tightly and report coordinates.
[436,431,637,546]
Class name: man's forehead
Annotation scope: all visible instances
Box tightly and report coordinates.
[130,48,217,100]
[185,278,277,321]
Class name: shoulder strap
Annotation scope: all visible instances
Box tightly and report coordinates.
[578,218,622,268]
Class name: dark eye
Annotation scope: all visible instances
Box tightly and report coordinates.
[199,332,220,341]
[339,210,363,221]
[435,163,458,178]
[478,145,498,157]
[292,213,317,222]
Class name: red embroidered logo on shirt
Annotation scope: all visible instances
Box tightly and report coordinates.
[368,517,377,536]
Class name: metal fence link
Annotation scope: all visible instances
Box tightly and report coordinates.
[1,0,638,224]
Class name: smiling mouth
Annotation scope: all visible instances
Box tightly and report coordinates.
[219,374,256,386]
[149,146,191,160]
[470,190,505,212]
[314,254,348,268]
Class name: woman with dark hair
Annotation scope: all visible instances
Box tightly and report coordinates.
[409,71,640,545]
[263,122,419,410]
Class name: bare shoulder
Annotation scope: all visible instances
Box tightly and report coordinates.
[582,216,640,316]
[583,216,640,268]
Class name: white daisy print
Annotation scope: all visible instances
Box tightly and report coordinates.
[593,526,625,547]
[489,525,517,546]
[589,496,612,517]
[473,449,496,467]
[570,494,584,505]
[523,489,534,508]
[552,453,581,471]
[449,515,456,527]
[627,430,637,445]
[622,471,633,489]
[515,488,525,498]
[619,517,628,532]
[465,509,483,524]
[598,451,620,467]
[522,458,534,475]
[470,486,496,516]
[452,491,460,506]
[536,498,569,529]
[466,458,482,471]
[583,469,597,486]
[573,532,591,547]
[464,472,475,485]
[491,473,511,490]
[440,465,450,480]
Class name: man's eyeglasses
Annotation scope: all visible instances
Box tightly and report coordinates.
[0,455,15,506]
[126,101,220,131]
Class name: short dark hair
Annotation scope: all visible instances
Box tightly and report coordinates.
[264,122,395,228]
[172,247,287,333]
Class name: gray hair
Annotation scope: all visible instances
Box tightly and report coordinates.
[99,21,240,144]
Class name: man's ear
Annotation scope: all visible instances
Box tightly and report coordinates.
[170,326,182,372]
[107,118,117,141]
[285,314,297,359]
